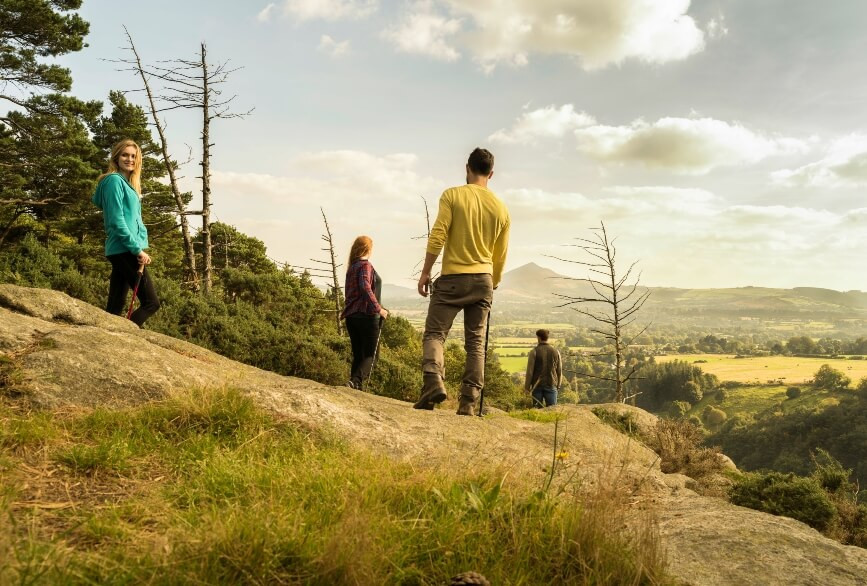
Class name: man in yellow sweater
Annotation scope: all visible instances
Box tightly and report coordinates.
[414,148,511,415]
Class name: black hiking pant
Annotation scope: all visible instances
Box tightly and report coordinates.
[106,252,160,327]
[345,313,381,389]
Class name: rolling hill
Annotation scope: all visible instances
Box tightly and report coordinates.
[385,263,867,334]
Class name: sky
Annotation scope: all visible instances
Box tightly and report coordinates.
[59,0,867,291]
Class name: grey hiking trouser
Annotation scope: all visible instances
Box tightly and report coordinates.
[422,273,493,401]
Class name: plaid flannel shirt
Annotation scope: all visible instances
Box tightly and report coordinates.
[341,259,382,318]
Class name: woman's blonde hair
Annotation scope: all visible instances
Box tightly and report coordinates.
[98,139,143,194]
[347,235,373,268]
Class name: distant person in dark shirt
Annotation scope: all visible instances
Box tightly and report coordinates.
[525,329,562,407]
[341,235,388,390]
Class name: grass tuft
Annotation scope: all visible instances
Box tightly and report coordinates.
[507,408,566,423]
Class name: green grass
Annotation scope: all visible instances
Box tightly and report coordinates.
[657,354,867,384]
[688,384,846,429]
[507,409,566,424]
[493,337,537,345]
[496,355,528,374]
[1,387,672,585]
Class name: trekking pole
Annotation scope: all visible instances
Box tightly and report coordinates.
[367,315,385,386]
[478,310,492,417]
[126,263,145,320]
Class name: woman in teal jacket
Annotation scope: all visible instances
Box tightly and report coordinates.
[92,139,160,326]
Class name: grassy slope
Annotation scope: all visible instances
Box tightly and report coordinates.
[0,388,670,585]
[688,384,844,426]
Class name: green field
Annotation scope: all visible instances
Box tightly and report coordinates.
[656,354,867,384]
[497,355,529,374]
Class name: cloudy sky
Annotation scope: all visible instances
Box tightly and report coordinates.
[62,0,867,291]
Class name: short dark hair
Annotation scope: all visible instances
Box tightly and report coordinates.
[536,329,549,342]
[467,148,494,176]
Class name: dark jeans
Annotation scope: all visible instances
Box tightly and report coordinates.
[345,313,381,389]
[106,252,160,327]
[532,386,558,408]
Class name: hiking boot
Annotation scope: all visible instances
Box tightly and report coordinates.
[413,374,447,410]
[456,396,475,416]
[345,381,356,389]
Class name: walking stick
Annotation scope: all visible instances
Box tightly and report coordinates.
[126,263,145,320]
[367,315,385,386]
[478,310,492,418]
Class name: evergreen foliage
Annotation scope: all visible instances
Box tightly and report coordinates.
[635,360,718,411]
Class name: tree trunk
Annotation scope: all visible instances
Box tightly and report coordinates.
[124,28,200,291]
[200,43,213,295]
[320,208,342,335]
[0,207,24,249]
[608,241,624,402]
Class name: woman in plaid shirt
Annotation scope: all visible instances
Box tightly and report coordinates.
[341,235,388,389]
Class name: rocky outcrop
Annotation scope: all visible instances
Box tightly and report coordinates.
[2,284,866,586]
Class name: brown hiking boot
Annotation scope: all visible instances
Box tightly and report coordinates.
[456,396,475,416]
[413,374,447,410]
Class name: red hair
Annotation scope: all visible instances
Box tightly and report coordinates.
[347,235,373,267]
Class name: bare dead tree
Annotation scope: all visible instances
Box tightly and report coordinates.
[314,208,343,334]
[411,194,441,280]
[549,222,651,402]
[141,41,252,294]
[118,27,200,291]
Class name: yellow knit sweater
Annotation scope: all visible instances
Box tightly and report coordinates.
[426,184,510,287]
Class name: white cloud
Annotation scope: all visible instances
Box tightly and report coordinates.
[574,117,807,174]
[387,0,707,70]
[772,135,867,188]
[212,150,442,284]
[489,104,596,144]
[257,3,277,22]
[215,151,438,205]
[318,35,351,57]
[502,185,866,289]
[382,3,462,61]
[281,0,377,22]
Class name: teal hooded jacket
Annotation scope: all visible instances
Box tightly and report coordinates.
[91,173,149,256]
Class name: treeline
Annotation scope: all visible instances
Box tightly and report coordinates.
[669,334,867,356]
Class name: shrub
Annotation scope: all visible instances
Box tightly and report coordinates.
[591,408,641,439]
[702,407,727,426]
[714,389,728,402]
[730,472,835,531]
[648,419,724,481]
[786,386,802,400]
[683,380,703,404]
[668,401,691,419]
[813,364,851,391]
